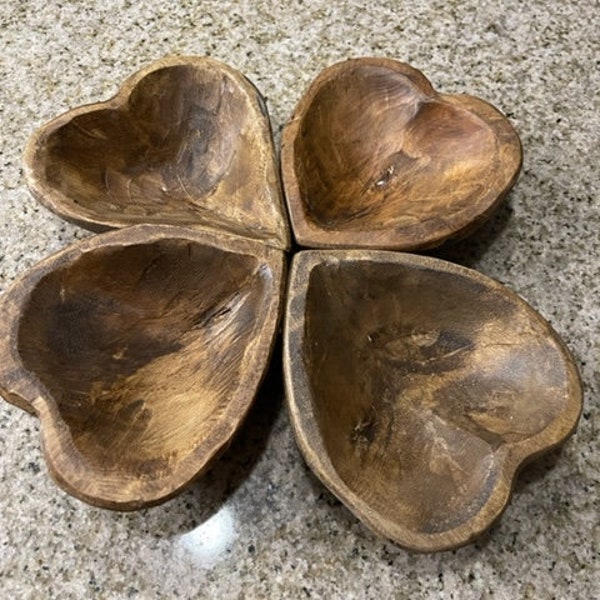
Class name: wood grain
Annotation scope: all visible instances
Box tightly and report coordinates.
[0,225,286,509]
[284,250,582,551]
[24,56,290,250]
[281,58,522,250]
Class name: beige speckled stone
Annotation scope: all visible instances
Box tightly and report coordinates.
[0,1,598,598]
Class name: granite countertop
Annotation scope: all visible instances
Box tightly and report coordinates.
[0,1,598,598]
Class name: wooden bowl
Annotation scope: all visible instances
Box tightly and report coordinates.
[23,56,290,250]
[284,250,582,551]
[0,225,285,509]
[281,58,522,250]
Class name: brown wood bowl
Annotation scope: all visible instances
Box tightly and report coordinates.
[0,225,285,509]
[284,250,582,551]
[281,57,522,250]
[23,56,290,250]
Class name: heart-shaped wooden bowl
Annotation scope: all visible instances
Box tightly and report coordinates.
[284,250,582,551]
[24,56,290,250]
[0,225,285,509]
[281,58,522,250]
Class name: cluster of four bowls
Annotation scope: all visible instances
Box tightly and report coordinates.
[0,56,582,552]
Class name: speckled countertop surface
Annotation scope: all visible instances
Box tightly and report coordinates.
[0,1,598,598]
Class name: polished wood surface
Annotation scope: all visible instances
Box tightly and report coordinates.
[24,56,290,250]
[0,225,286,509]
[281,58,522,250]
[284,250,582,551]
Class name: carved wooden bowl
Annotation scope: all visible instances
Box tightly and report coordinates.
[0,225,285,509]
[23,55,289,250]
[284,250,582,551]
[281,57,522,250]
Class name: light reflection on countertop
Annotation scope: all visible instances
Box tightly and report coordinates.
[176,504,237,569]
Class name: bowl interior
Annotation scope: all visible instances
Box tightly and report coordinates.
[35,61,287,246]
[44,66,244,219]
[303,259,569,534]
[293,63,501,234]
[17,238,270,474]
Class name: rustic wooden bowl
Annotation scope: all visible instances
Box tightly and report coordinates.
[0,225,285,509]
[284,250,582,551]
[281,58,522,250]
[23,56,290,250]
